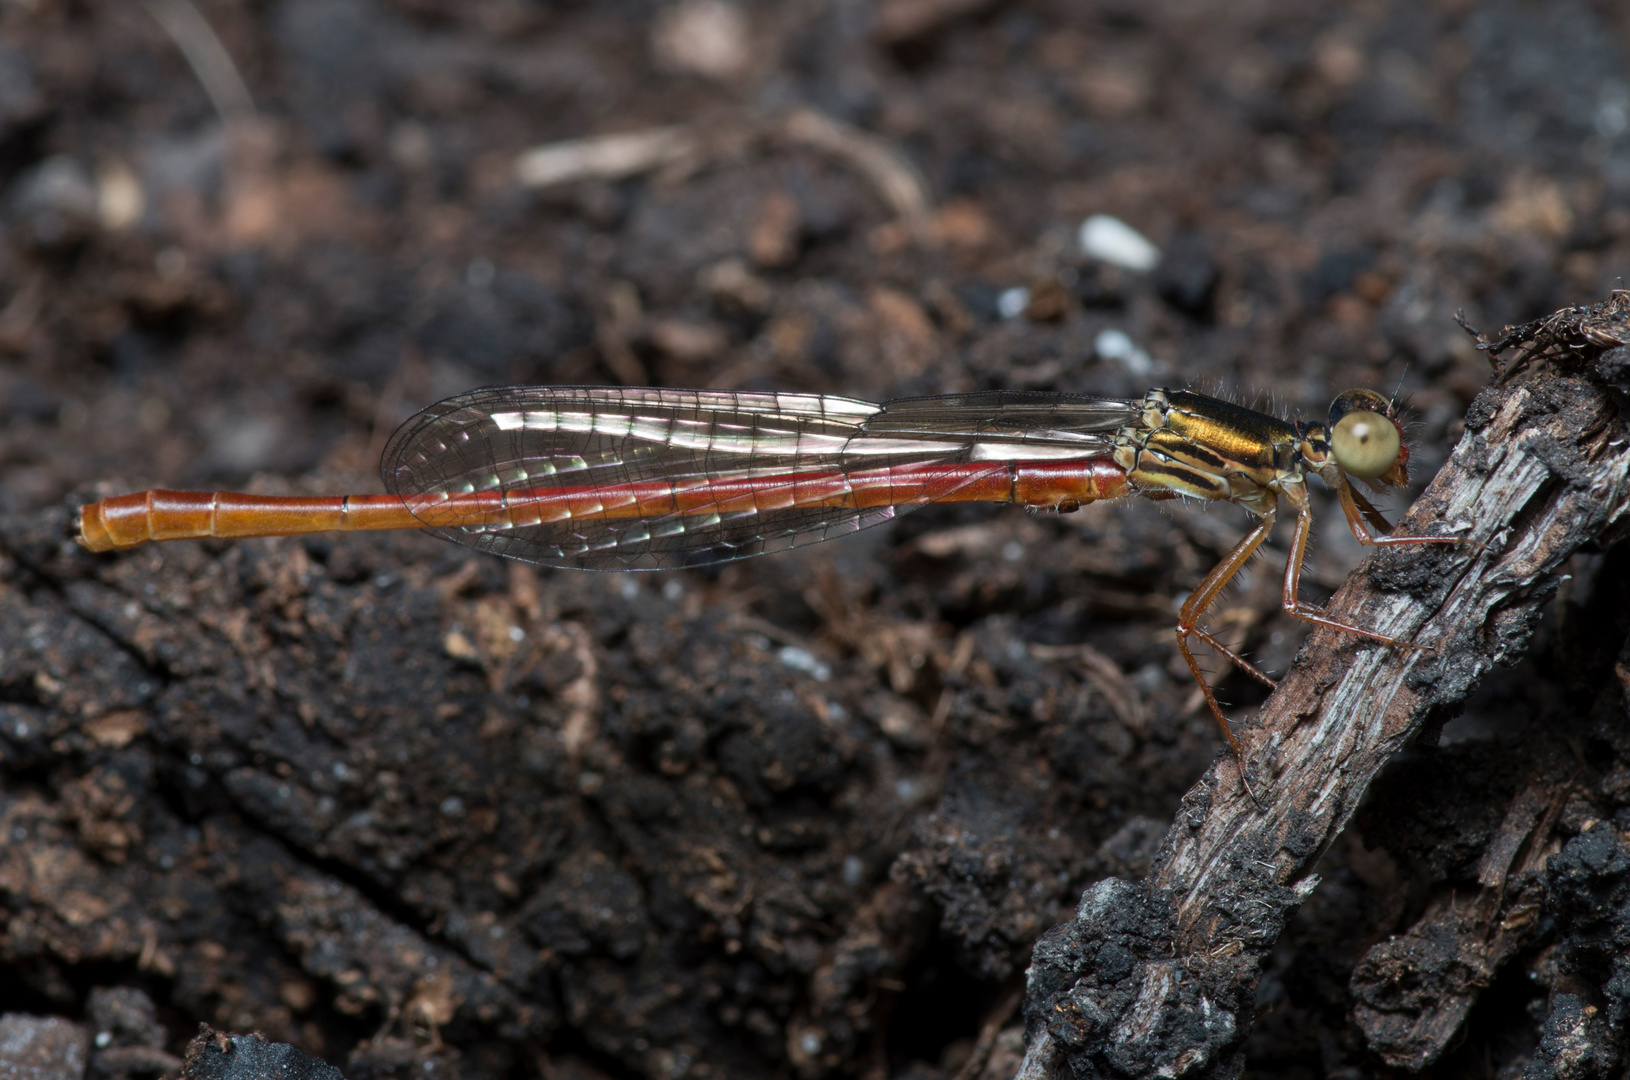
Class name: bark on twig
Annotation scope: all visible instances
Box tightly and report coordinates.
[1021,305,1630,1078]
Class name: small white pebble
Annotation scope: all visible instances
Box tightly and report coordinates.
[1094,328,1154,377]
[1079,214,1160,271]
[652,0,750,80]
[997,286,1031,319]
[779,646,831,682]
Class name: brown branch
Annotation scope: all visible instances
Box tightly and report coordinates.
[1021,332,1630,1077]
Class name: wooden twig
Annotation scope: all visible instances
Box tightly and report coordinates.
[145,0,256,124]
[514,126,709,189]
[513,109,936,244]
[1021,334,1630,1077]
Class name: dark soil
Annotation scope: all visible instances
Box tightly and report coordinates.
[2,1,1629,1078]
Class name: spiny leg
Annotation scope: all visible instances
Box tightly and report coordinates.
[1188,625,1278,690]
[1344,481,1398,536]
[1172,477,1460,785]
[1338,475,1476,551]
[1278,481,1448,645]
[1175,507,1279,757]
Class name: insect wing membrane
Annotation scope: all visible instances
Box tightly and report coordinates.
[382,386,1133,570]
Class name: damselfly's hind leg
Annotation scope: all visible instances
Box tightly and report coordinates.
[1174,508,1281,758]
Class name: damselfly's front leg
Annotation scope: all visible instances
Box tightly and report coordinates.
[1336,475,1481,552]
[1277,479,1460,643]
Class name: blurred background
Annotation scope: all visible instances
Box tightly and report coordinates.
[0,1,1627,1078]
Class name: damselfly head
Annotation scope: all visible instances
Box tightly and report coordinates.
[1327,389,1409,486]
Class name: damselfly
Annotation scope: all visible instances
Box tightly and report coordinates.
[78,385,1462,756]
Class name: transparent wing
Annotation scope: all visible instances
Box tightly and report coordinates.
[381,386,1138,570]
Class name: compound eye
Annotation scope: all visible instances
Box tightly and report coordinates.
[1331,409,1401,479]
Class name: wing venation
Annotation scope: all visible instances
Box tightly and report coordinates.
[382,386,1134,569]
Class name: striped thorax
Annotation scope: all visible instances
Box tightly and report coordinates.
[1113,389,1307,515]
